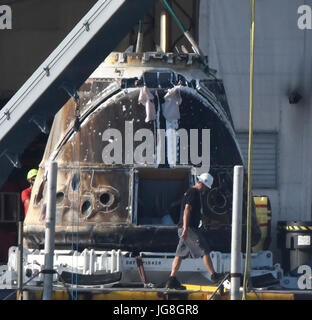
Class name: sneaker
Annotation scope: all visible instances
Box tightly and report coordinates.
[165,276,186,290]
[211,272,224,284]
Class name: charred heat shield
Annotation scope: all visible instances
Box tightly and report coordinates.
[24,69,260,253]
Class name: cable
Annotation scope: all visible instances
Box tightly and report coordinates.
[242,0,255,300]
[161,0,186,33]
[208,273,230,300]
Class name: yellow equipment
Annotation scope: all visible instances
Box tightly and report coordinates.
[252,196,272,252]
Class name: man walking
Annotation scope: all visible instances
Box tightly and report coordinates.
[166,172,223,289]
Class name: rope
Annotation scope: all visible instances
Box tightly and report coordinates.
[242,0,256,300]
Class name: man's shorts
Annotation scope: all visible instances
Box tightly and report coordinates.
[175,227,211,259]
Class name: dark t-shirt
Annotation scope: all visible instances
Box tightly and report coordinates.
[177,187,203,229]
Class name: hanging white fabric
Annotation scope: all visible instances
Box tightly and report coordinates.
[138,86,156,122]
[162,85,182,121]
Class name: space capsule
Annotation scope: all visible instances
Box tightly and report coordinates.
[23,50,261,252]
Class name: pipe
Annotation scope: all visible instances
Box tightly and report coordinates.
[183,31,204,56]
[230,166,244,300]
[17,213,24,300]
[161,0,186,33]
[160,0,204,58]
[42,161,58,300]
[243,0,256,300]
[135,20,143,53]
[160,11,168,53]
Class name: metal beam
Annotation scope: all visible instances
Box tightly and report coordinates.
[0,0,158,187]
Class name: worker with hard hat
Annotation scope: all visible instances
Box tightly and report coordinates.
[21,169,38,218]
[166,172,223,289]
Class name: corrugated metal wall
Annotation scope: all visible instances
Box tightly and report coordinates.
[236,132,278,189]
[199,0,312,256]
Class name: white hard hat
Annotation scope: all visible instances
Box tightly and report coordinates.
[197,173,214,189]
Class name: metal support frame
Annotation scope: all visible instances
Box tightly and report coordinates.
[0,247,282,291]
[0,150,21,168]
[0,0,158,188]
[0,0,158,141]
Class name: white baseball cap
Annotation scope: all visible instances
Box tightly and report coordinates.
[197,173,214,189]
